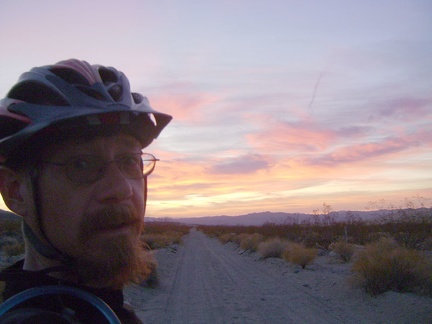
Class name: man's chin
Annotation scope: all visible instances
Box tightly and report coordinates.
[91,223,141,239]
[70,235,152,289]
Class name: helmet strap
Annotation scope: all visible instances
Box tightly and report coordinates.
[23,222,69,263]
[26,168,72,265]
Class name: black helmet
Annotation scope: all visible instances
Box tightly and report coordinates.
[0,59,172,163]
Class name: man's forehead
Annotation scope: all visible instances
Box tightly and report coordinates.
[43,133,142,157]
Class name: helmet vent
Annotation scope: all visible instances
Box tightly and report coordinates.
[8,81,68,106]
[99,68,122,102]
[107,85,122,102]
[98,67,118,84]
[50,67,91,86]
[76,85,107,101]
[132,92,143,104]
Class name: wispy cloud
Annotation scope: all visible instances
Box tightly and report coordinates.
[207,154,270,174]
[306,137,417,166]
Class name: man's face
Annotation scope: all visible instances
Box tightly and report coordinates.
[34,133,151,287]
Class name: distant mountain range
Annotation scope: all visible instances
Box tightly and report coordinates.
[2,208,430,227]
[146,209,423,226]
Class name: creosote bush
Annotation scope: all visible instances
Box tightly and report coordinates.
[352,238,432,296]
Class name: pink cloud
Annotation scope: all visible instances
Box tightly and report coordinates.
[370,97,432,122]
[208,154,270,175]
[246,118,337,152]
[306,136,419,166]
[149,83,220,122]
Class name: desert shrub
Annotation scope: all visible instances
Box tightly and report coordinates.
[141,222,190,249]
[352,238,432,296]
[218,232,237,244]
[139,256,159,288]
[257,238,286,258]
[239,233,264,252]
[231,233,248,245]
[283,243,317,269]
[421,236,432,250]
[141,231,184,249]
[144,222,191,236]
[281,242,302,261]
[330,241,355,262]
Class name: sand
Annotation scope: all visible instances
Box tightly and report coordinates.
[125,229,432,323]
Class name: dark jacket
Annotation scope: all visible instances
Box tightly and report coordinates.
[0,260,142,323]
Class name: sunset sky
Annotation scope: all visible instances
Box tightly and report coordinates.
[1,0,431,218]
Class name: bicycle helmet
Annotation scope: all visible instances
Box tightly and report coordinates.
[0,59,172,164]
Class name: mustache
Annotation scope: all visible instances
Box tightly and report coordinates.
[80,205,141,238]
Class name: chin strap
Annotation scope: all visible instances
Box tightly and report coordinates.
[23,222,71,265]
[26,167,72,266]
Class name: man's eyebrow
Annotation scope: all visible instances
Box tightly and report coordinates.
[119,137,142,149]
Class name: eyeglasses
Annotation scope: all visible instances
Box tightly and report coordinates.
[42,153,159,184]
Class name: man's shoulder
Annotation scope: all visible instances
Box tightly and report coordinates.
[0,261,143,323]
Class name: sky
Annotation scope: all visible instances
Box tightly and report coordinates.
[0,0,431,218]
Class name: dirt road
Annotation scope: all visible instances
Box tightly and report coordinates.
[125,229,432,323]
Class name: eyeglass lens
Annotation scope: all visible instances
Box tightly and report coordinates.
[65,153,156,183]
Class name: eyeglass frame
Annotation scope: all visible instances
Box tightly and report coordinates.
[40,152,159,184]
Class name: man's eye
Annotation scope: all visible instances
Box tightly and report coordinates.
[122,155,140,167]
[70,157,94,170]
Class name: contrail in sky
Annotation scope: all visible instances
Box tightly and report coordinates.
[307,59,332,115]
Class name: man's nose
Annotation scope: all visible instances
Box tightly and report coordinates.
[95,162,134,204]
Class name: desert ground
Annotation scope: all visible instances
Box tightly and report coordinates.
[125,229,432,323]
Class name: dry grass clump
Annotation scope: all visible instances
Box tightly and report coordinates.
[239,233,264,252]
[141,231,184,249]
[218,232,237,244]
[352,238,432,296]
[141,221,190,249]
[283,243,318,269]
[329,241,356,262]
[257,238,286,258]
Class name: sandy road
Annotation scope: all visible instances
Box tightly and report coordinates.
[126,229,370,323]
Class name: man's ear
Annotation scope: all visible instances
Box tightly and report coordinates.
[0,167,30,217]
